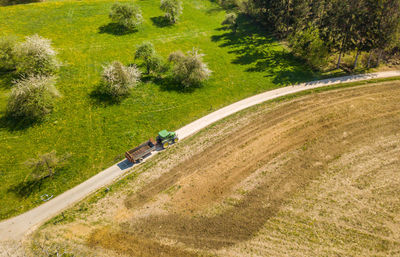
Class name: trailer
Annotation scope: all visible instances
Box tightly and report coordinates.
[125,138,156,163]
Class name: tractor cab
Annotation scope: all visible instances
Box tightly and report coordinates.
[157,129,178,148]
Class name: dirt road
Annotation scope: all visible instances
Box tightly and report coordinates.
[0,71,399,243]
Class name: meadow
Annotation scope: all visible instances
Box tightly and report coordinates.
[0,0,315,219]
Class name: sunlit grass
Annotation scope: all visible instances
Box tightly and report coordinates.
[0,0,315,219]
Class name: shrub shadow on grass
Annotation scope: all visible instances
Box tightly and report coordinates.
[0,0,40,6]
[150,16,173,28]
[98,23,138,36]
[0,114,40,132]
[152,76,202,93]
[206,6,224,14]
[89,87,124,106]
[211,14,316,85]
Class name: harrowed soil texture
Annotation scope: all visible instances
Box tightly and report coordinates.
[87,82,400,256]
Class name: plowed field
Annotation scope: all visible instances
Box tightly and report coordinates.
[32,81,400,257]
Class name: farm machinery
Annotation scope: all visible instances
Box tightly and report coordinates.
[125,129,179,163]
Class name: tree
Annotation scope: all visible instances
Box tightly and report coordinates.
[168,48,212,88]
[243,0,400,70]
[289,26,329,69]
[222,13,238,33]
[134,42,168,75]
[6,75,60,121]
[366,0,400,66]
[135,42,155,74]
[245,0,311,37]
[0,35,17,71]
[99,61,141,100]
[109,3,143,30]
[25,151,70,180]
[15,34,60,76]
[160,0,182,24]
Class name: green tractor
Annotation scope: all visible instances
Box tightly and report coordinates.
[156,129,179,149]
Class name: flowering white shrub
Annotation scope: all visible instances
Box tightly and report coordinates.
[15,34,60,76]
[99,61,141,99]
[160,0,182,24]
[7,75,60,121]
[109,3,143,30]
[168,48,212,87]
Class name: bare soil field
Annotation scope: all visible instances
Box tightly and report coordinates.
[29,81,400,256]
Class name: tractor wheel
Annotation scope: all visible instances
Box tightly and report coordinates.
[163,142,169,149]
[174,137,179,143]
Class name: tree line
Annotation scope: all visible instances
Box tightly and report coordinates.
[239,0,400,69]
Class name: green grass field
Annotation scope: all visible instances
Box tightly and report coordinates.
[0,0,316,219]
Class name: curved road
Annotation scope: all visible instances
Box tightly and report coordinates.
[1,71,399,241]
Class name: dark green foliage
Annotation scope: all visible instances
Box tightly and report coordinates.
[135,42,167,75]
[245,0,311,37]
[245,0,400,68]
[109,2,143,31]
[147,55,168,75]
[135,42,155,74]
[289,26,328,69]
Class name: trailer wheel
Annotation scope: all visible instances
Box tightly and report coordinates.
[174,137,179,143]
[163,142,169,149]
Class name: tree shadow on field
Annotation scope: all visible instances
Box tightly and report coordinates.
[211,14,316,85]
[98,23,138,36]
[8,167,69,198]
[150,16,173,28]
[7,179,44,198]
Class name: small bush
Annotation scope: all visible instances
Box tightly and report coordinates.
[15,34,60,76]
[147,55,168,75]
[168,48,212,88]
[99,61,141,100]
[6,75,60,121]
[109,3,143,31]
[135,42,155,74]
[0,36,17,71]
[160,0,182,24]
